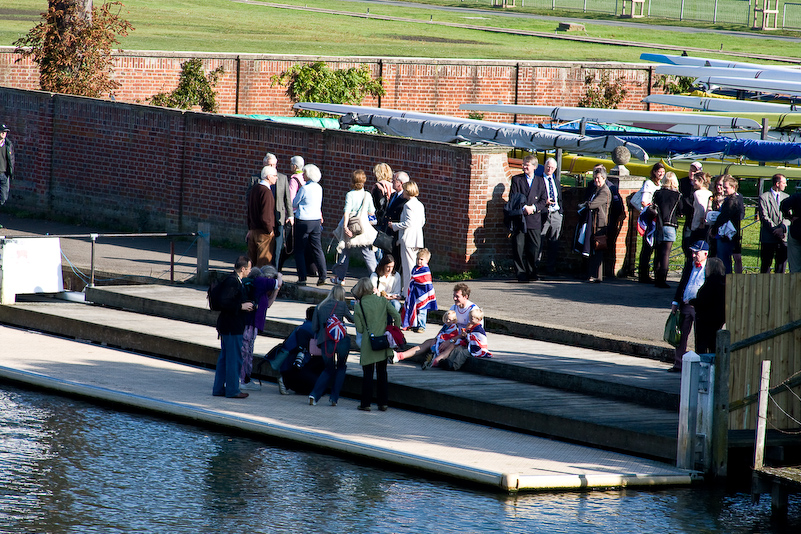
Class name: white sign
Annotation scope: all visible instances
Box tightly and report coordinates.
[0,237,64,304]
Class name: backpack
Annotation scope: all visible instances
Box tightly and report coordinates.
[207,278,224,311]
[325,312,347,342]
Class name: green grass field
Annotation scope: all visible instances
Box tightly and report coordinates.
[4,0,801,62]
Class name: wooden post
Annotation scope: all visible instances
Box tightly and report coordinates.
[677,352,701,469]
[753,360,771,470]
[196,222,210,285]
[711,329,731,478]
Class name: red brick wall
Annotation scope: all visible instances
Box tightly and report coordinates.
[0,48,677,116]
[1,86,516,272]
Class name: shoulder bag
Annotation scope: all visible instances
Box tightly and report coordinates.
[359,300,391,351]
[346,192,369,236]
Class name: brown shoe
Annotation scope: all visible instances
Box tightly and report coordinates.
[231,392,249,398]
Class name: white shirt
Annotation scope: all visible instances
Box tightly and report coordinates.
[544,174,560,212]
[682,263,707,304]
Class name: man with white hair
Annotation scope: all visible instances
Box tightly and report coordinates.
[263,152,292,270]
[292,164,328,285]
[247,166,277,267]
[539,157,563,276]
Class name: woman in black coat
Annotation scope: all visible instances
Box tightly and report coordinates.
[649,172,683,289]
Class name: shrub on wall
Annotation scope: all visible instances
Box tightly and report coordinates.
[149,59,225,112]
[577,73,628,109]
[13,1,133,98]
[271,61,385,117]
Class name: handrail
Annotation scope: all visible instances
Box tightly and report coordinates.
[726,317,801,412]
[2,231,201,287]
[729,318,801,353]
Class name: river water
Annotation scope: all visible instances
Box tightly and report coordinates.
[1,385,799,534]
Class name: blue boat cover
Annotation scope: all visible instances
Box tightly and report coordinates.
[615,135,801,163]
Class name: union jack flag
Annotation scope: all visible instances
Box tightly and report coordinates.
[403,265,437,328]
[466,323,492,358]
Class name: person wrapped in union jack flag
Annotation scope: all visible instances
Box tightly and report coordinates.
[402,248,437,332]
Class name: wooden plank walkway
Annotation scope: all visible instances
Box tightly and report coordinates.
[0,325,694,492]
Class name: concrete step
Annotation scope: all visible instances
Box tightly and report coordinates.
[0,296,680,461]
[83,284,681,411]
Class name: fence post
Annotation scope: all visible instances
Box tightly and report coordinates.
[677,351,701,469]
[711,329,731,478]
[753,360,771,470]
[196,222,210,285]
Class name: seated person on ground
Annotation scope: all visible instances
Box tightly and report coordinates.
[263,306,324,395]
[428,307,491,370]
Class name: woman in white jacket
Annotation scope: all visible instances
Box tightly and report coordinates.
[389,180,425,294]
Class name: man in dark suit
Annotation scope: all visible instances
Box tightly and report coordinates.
[264,153,292,271]
[381,171,410,273]
[679,161,702,259]
[539,157,564,276]
[758,173,789,273]
[669,240,709,372]
[509,155,549,282]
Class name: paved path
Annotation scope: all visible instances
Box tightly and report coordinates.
[0,324,692,491]
[0,214,680,350]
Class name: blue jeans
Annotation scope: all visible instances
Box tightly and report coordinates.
[415,309,428,329]
[716,238,734,274]
[333,245,378,282]
[310,337,351,403]
[213,334,243,397]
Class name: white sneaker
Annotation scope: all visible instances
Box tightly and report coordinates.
[277,376,289,395]
[240,380,261,391]
[309,396,317,406]
[389,351,399,364]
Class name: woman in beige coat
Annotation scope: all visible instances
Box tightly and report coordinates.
[352,277,401,411]
[389,180,425,294]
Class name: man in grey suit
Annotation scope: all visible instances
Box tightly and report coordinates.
[264,153,292,271]
[758,173,789,273]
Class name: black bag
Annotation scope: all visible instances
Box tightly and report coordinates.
[373,230,394,252]
[369,333,391,351]
[207,278,224,311]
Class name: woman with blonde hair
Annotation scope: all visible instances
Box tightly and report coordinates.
[309,284,353,406]
[389,180,426,294]
[352,277,400,411]
[372,163,394,226]
[330,169,378,285]
[649,171,682,288]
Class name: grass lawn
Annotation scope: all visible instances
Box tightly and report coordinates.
[3,0,801,62]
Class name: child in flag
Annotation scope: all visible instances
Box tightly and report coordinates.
[402,248,437,332]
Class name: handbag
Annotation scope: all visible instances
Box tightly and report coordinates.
[346,192,370,237]
[629,188,644,212]
[593,234,607,251]
[663,309,682,348]
[359,300,391,352]
[373,230,394,252]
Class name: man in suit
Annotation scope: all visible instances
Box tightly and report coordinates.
[509,155,549,282]
[781,188,801,273]
[758,173,789,273]
[263,153,292,271]
[539,157,563,276]
[0,124,14,210]
[669,240,709,372]
[382,171,410,274]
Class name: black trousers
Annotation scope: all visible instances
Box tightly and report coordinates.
[294,219,327,282]
[360,360,388,408]
[512,228,541,280]
[760,241,787,273]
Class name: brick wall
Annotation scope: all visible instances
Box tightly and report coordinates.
[0,49,675,117]
[0,86,518,272]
